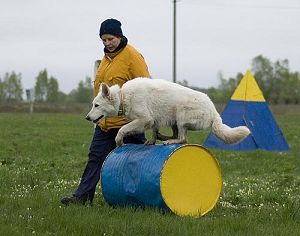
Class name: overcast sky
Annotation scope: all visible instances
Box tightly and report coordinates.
[1,0,299,93]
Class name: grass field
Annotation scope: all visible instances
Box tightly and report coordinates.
[0,108,300,235]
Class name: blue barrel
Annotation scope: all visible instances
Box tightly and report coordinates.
[101,144,222,217]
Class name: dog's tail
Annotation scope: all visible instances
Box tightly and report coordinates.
[211,115,250,144]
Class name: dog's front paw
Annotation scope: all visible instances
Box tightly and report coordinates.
[144,138,156,145]
[115,135,124,147]
[115,139,124,147]
[162,140,172,145]
[163,139,186,145]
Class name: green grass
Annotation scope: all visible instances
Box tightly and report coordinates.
[0,111,300,235]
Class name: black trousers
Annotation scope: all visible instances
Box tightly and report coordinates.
[74,125,146,202]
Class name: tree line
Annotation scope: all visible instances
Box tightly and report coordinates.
[1,55,299,104]
[181,55,300,104]
[0,69,93,104]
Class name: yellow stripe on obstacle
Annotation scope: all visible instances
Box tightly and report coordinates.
[231,70,265,102]
[160,145,222,217]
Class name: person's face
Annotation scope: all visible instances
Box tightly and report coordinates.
[101,34,122,52]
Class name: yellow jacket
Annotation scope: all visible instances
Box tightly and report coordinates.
[94,44,150,131]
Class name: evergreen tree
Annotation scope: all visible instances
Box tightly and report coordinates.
[251,55,298,104]
[71,76,93,103]
[35,69,48,102]
[57,91,67,102]
[0,78,5,102]
[47,77,59,102]
[279,72,300,104]
[251,55,273,101]
[3,72,23,102]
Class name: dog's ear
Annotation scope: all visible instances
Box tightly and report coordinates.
[100,83,110,97]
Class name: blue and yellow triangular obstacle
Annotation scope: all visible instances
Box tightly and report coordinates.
[204,70,289,151]
[101,144,222,217]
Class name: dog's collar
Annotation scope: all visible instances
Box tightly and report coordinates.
[118,91,125,116]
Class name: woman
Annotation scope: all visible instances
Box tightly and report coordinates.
[61,18,150,205]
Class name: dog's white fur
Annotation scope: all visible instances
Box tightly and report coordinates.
[86,78,250,146]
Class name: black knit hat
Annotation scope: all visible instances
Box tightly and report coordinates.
[99,18,123,38]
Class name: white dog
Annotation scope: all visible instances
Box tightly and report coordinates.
[86,78,250,146]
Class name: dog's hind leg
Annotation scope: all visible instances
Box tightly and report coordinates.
[162,126,187,145]
[145,127,159,145]
[157,125,178,141]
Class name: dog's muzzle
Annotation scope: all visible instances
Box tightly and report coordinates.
[85,115,92,121]
[86,115,104,124]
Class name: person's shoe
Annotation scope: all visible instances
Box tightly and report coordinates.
[60,196,87,206]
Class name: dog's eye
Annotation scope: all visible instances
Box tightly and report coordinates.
[95,104,99,108]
